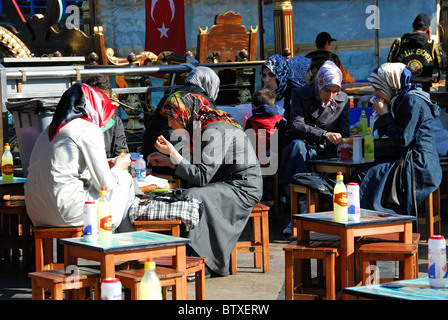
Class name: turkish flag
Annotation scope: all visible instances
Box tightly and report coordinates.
[145,0,186,56]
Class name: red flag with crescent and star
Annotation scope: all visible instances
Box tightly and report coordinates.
[145,0,186,56]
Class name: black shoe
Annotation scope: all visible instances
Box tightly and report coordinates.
[187,267,211,282]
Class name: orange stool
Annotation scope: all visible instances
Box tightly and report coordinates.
[133,219,182,237]
[230,203,270,274]
[0,199,32,266]
[33,226,83,272]
[283,241,339,300]
[116,267,184,300]
[154,256,208,300]
[289,184,319,238]
[419,187,441,239]
[29,267,100,300]
[358,242,418,285]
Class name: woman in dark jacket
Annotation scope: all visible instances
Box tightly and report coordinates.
[350,62,442,216]
[280,61,350,181]
[261,54,299,123]
[147,67,263,276]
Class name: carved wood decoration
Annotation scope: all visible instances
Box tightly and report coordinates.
[2,0,104,63]
[197,11,258,64]
[0,26,32,58]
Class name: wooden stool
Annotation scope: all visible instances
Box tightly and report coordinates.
[33,226,84,272]
[419,187,441,239]
[289,184,318,238]
[358,242,418,285]
[116,267,184,300]
[154,256,208,300]
[28,267,100,300]
[133,219,182,237]
[283,241,339,300]
[230,203,270,274]
[0,199,32,267]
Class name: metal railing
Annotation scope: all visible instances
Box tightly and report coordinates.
[0,58,265,151]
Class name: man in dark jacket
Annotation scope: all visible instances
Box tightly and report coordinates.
[388,13,446,92]
[305,32,355,83]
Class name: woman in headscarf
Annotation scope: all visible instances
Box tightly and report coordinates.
[288,55,313,87]
[24,83,135,231]
[141,66,219,170]
[350,62,441,216]
[279,61,350,233]
[261,54,299,121]
[148,67,263,276]
[281,61,350,177]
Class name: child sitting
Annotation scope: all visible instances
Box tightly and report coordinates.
[245,87,283,156]
[245,88,283,201]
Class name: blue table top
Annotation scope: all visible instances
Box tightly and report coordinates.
[307,157,374,166]
[343,278,448,300]
[60,230,190,253]
[293,209,416,228]
[0,176,26,184]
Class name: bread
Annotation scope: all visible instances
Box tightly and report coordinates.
[139,184,158,193]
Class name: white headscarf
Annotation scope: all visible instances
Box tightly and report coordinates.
[367,62,408,104]
[186,66,220,101]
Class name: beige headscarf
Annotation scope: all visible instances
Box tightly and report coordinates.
[367,62,408,106]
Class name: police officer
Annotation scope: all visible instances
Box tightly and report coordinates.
[388,13,446,92]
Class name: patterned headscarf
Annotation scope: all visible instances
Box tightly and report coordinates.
[289,55,312,86]
[186,66,220,102]
[262,54,292,100]
[367,62,414,107]
[161,91,242,133]
[314,60,343,92]
[48,83,116,141]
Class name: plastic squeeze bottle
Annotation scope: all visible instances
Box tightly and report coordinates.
[428,235,448,288]
[97,187,112,242]
[359,109,368,138]
[333,172,348,223]
[2,143,13,183]
[363,127,374,161]
[139,259,162,300]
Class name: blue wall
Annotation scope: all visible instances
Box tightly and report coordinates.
[263,0,438,80]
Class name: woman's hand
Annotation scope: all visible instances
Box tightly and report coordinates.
[154,135,184,165]
[372,97,389,117]
[325,132,343,145]
[147,152,175,169]
[113,153,131,171]
[155,135,175,155]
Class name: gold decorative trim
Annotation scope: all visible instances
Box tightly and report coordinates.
[0,26,32,58]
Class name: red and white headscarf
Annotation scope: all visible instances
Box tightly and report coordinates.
[48,83,116,141]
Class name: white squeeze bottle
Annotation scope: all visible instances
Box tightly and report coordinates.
[139,259,162,300]
[333,172,348,223]
[2,143,14,183]
[97,187,112,242]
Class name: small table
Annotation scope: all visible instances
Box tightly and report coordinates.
[293,210,416,296]
[307,158,374,181]
[0,176,26,196]
[342,277,448,300]
[0,177,29,265]
[61,231,190,299]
